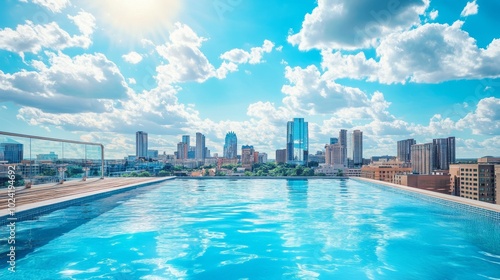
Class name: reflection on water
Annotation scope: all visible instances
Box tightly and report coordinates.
[286,179,308,208]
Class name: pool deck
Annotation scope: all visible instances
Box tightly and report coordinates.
[0,177,175,217]
[354,177,500,213]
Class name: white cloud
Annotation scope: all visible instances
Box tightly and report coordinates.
[68,11,96,36]
[456,97,500,135]
[220,39,275,64]
[155,23,216,84]
[16,84,196,136]
[321,21,500,84]
[29,0,70,13]
[429,9,438,20]
[281,65,369,115]
[288,0,429,50]
[0,52,128,113]
[155,23,273,85]
[461,0,478,17]
[128,78,136,84]
[410,114,457,136]
[0,16,95,55]
[122,51,143,64]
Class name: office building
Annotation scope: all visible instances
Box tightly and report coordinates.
[258,153,268,163]
[339,129,348,165]
[36,151,58,161]
[276,149,287,164]
[325,143,346,167]
[450,160,497,204]
[411,143,435,175]
[195,132,206,162]
[147,150,158,159]
[0,138,23,163]
[182,135,190,147]
[188,146,195,159]
[394,174,451,194]
[352,130,363,167]
[177,142,188,160]
[330,137,338,145]
[286,118,309,165]
[135,131,148,158]
[361,165,412,183]
[241,145,255,170]
[397,139,416,163]
[433,137,456,170]
[223,131,238,159]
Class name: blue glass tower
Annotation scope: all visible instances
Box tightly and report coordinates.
[286,118,308,165]
[223,131,238,159]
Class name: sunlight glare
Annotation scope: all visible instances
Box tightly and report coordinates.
[96,0,181,39]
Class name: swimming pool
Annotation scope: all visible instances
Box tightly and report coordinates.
[2,179,499,279]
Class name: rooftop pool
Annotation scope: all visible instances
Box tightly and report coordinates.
[1,179,499,279]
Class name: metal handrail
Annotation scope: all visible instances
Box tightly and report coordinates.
[0,131,105,179]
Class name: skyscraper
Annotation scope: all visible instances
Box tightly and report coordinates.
[411,143,435,174]
[397,139,416,163]
[339,129,348,165]
[433,136,455,170]
[352,130,363,167]
[325,143,346,167]
[223,131,238,159]
[286,118,309,165]
[330,137,338,145]
[182,135,190,147]
[195,132,205,162]
[0,138,23,163]
[176,142,188,159]
[135,131,148,158]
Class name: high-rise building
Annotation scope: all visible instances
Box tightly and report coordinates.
[258,153,268,163]
[397,139,416,163]
[182,135,190,147]
[339,129,348,165]
[223,131,238,159]
[433,137,455,170]
[276,149,287,164]
[286,118,309,165]
[195,132,206,162]
[325,143,346,167]
[176,142,188,159]
[135,131,148,158]
[352,130,363,167]
[0,138,23,163]
[330,137,338,145]
[450,161,497,204]
[411,143,435,174]
[241,145,255,170]
[188,146,195,159]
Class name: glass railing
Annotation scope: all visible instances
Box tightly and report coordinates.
[0,131,104,188]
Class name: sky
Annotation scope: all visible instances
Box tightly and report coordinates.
[0,0,499,159]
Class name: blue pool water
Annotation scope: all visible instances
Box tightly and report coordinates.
[1,179,500,279]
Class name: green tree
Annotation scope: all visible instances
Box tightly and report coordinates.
[158,170,170,177]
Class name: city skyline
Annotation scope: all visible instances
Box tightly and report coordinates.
[0,1,499,158]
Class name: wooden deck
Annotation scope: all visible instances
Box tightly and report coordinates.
[1,177,173,212]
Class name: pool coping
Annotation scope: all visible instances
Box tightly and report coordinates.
[353,177,500,214]
[0,177,176,225]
